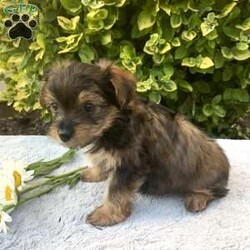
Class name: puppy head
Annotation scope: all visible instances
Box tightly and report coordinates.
[39,60,136,148]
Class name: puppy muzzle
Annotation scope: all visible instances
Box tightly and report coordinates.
[58,120,74,142]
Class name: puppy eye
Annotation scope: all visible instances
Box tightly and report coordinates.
[84,103,95,112]
[50,103,59,112]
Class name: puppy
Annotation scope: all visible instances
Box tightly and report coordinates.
[40,60,230,226]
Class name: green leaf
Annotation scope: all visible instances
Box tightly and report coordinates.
[212,95,222,105]
[187,13,200,29]
[202,104,214,117]
[151,81,161,91]
[206,29,218,40]
[78,43,95,62]
[56,33,83,53]
[200,22,216,36]
[214,52,225,69]
[137,78,153,92]
[188,0,199,12]
[232,48,250,61]
[81,0,105,9]
[60,0,82,14]
[144,33,169,56]
[181,30,197,41]
[114,0,127,7]
[145,33,159,48]
[195,113,208,122]
[161,80,177,92]
[138,10,156,31]
[87,9,108,20]
[224,6,241,26]
[162,64,174,79]
[120,42,135,58]
[182,57,197,67]
[213,105,226,117]
[175,46,187,59]
[86,8,116,31]
[206,12,216,22]
[200,13,218,37]
[223,88,249,103]
[236,18,250,31]
[170,14,182,28]
[120,43,142,73]
[197,56,214,69]
[222,66,233,81]
[222,26,240,40]
[217,2,237,18]
[57,16,80,31]
[171,37,181,47]
[29,42,41,51]
[207,40,216,49]
[158,41,171,54]
[236,42,249,51]
[35,50,45,61]
[221,47,233,59]
[153,54,165,64]
[177,80,193,92]
[149,91,161,104]
[101,32,112,45]
[160,2,171,15]
[103,8,118,29]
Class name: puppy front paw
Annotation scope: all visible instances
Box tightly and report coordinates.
[80,167,109,182]
[80,168,93,182]
[86,205,128,227]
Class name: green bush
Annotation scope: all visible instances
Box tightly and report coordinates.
[0,0,249,138]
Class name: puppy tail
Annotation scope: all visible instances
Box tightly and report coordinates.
[210,186,229,198]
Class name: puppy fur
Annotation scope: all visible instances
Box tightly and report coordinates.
[40,60,230,226]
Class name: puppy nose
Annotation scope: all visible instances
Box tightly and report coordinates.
[58,120,74,142]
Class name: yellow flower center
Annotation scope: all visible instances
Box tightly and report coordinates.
[13,170,22,188]
[5,185,13,201]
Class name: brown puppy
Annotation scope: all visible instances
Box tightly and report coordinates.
[40,60,230,227]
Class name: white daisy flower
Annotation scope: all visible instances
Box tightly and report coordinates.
[0,204,12,233]
[0,160,34,191]
[0,178,17,206]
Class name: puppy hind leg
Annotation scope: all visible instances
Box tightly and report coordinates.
[185,185,229,212]
[185,192,212,212]
[210,185,229,198]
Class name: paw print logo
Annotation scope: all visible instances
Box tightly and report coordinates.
[4,14,37,40]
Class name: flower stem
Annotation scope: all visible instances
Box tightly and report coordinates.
[20,167,86,195]
[7,182,63,212]
[4,166,86,213]
[26,149,77,176]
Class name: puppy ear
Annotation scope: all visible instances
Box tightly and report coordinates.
[97,59,136,109]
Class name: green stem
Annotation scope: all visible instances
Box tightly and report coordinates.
[5,182,63,213]
[3,204,14,212]
[26,149,77,176]
[20,167,86,195]
[20,178,55,194]
[46,166,87,180]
